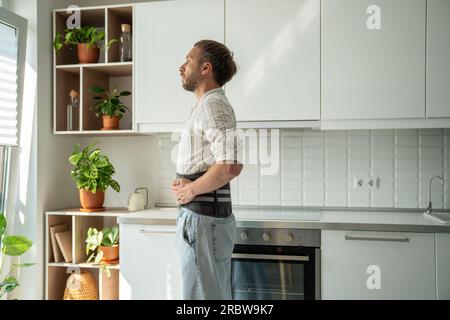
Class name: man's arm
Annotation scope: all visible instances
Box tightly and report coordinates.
[172,162,243,205]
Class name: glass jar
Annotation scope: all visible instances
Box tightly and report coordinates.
[120,23,132,62]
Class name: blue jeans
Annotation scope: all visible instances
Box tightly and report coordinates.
[175,207,236,300]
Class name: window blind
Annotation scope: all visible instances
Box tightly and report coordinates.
[0,21,18,146]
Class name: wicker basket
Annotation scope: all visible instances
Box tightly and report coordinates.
[63,270,98,300]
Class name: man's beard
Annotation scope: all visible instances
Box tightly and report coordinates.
[182,71,201,92]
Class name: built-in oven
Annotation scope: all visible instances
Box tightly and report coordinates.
[231,227,321,300]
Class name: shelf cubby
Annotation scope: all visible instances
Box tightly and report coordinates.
[55,67,81,132]
[46,208,127,300]
[54,8,107,66]
[107,6,133,63]
[81,63,133,131]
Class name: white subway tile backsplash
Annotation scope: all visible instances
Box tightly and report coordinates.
[281,169,301,179]
[372,134,394,146]
[326,136,347,146]
[372,146,394,158]
[348,191,371,205]
[157,129,450,209]
[396,169,419,180]
[348,147,370,158]
[281,159,301,169]
[281,136,302,147]
[420,158,443,170]
[281,129,302,137]
[281,190,301,203]
[303,147,324,158]
[325,192,347,206]
[326,169,348,181]
[396,147,419,158]
[282,179,301,190]
[419,128,444,135]
[305,158,326,169]
[326,147,347,158]
[326,180,347,191]
[304,169,324,180]
[239,179,259,190]
[260,179,280,190]
[349,135,370,146]
[396,158,418,170]
[419,146,444,158]
[420,135,443,146]
[281,147,301,158]
[372,192,394,205]
[372,158,394,169]
[303,191,325,206]
[395,134,418,146]
[349,158,370,169]
[260,190,281,205]
[303,135,324,147]
[326,158,348,169]
[303,180,325,191]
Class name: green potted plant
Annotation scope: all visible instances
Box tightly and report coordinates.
[85,226,119,278]
[0,212,35,298]
[53,26,117,64]
[68,142,120,212]
[89,85,131,130]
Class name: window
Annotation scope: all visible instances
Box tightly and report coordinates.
[0,7,27,213]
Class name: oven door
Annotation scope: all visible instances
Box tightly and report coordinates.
[231,245,320,300]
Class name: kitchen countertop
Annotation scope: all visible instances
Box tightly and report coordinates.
[116,206,450,233]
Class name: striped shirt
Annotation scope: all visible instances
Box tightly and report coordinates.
[176,87,241,175]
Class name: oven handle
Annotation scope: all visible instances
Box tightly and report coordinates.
[232,253,309,262]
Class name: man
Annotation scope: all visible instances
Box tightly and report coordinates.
[171,39,242,300]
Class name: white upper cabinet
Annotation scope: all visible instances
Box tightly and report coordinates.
[322,0,426,120]
[134,0,224,128]
[225,0,320,121]
[426,0,450,118]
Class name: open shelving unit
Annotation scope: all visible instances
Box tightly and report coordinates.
[45,207,130,300]
[53,4,134,134]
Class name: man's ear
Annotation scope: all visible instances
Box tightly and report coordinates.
[201,62,212,76]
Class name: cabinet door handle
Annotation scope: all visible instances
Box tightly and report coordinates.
[140,230,175,236]
[345,235,410,243]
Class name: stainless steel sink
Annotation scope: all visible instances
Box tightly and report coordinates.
[423,211,450,225]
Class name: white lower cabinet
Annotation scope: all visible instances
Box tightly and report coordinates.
[119,224,182,299]
[321,230,436,300]
[436,233,450,300]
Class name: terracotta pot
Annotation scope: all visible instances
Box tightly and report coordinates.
[102,115,120,130]
[100,244,119,263]
[79,189,104,211]
[77,43,100,64]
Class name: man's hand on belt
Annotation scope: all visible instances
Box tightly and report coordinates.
[171,178,197,205]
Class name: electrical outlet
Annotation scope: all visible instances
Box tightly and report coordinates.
[368,177,380,189]
[353,177,364,189]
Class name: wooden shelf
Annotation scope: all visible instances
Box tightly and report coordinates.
[48,262,120,270]
[45,208,122,300]
[53,5,134,134]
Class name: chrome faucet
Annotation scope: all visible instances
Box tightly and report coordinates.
[424,175,445,214]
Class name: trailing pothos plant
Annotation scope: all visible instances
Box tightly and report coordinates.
[53,26,117,51]
[89,85,131,119]
[85,226,119,278]
[0,212,35,299]
[68,142,120,193]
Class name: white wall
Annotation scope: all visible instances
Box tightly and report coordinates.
[7,0,81,300]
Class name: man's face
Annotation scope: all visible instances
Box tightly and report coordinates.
[179,47,203,92]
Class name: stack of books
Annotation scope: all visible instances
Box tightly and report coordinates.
[49,224,72,263]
